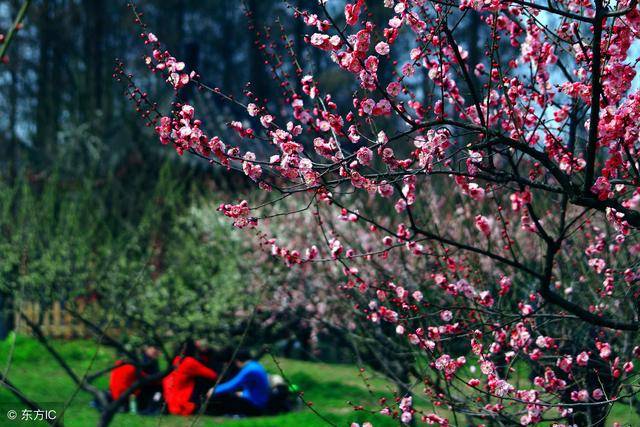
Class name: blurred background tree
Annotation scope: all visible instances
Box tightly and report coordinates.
[0,0,356,346]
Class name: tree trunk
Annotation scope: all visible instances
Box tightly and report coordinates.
[35,0,52,166]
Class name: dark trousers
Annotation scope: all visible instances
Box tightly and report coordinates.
[202,394,263,416]
[137,383,163,413]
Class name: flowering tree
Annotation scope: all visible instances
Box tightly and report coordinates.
[122,0,640,425]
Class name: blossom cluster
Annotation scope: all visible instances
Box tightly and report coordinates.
[124,0,640,424]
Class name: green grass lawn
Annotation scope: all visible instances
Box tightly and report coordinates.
[0,335,400,426]
[1,335,638,427]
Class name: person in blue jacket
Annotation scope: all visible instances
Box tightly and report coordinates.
[205,349,270,416]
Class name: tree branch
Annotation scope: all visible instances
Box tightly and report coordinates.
[583,1,604,193]
[0,0,32,61]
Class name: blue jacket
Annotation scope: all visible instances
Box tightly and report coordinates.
[213,361,270,407]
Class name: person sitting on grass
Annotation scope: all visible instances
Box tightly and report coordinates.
[107,345,161,413]
[162,339,218,416]
[205,349,270,416]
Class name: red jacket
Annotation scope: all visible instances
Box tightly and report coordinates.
[162,356,218,415]
[109,360,139,400]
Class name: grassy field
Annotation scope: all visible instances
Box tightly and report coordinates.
[1,335,638,426]
[0,335,400,427]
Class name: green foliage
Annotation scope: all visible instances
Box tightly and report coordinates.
[0,160,258,349]
[0,173,99,303]
[98,200,255,348]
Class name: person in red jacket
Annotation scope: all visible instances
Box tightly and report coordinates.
[162,339,218,416]
[108,346,161,412]
[109,360,138,402]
